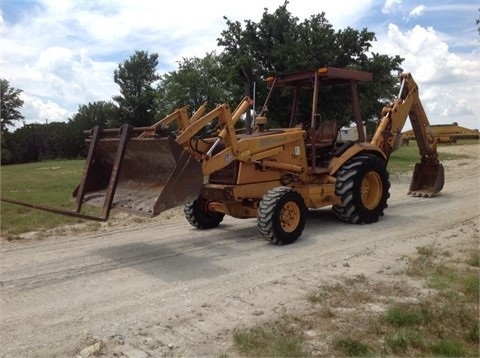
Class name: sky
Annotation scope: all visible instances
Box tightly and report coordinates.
[1,0,479,131]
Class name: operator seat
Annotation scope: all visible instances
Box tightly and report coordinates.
[315,120,338,148]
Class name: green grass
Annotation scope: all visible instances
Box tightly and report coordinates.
[430,338,471,357]
[333,337,373,357]
[384,328,426,354]
[233,321,307,357]
[0,160,101,238]
[384,304,427,327]
[387,140,472,173]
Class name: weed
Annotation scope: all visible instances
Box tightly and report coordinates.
[384,304,425,327]
[405,253,434,277]
[458,272,479,299]
[385,328,425,354]
[416,245,435,257]
[345,273,368,285]
[307,282,346,304]
[466,249,480,267]
[427,264,457,291]
[468,320,479,343]
[233,322,307,357]
[430,338,470,357]
[333,337,372,357]
[307,292,324,304]
[427,265,479,301]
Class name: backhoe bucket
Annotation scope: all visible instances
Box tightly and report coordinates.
[408,162,444,197]
[74,133,203,217]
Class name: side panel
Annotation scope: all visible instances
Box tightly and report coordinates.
[209,129,308,185]
[203,129,307,176]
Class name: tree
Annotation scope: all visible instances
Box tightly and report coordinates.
[1,79,24,132]
[2,122,75,164]
[67,101,119,156]
[112,50,160,127]
[69,101,118,129]
[217,1,403,129]
[156,52,234,117]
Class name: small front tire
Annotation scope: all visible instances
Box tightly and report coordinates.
[258,187,307,245]
[184,197,224,229]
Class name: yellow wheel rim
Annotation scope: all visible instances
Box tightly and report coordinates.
[361,171,383,210]
[280,201,301,233]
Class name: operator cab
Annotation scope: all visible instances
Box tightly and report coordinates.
[256,67,373,170]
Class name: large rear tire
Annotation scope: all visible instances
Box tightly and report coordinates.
[184,197,224,229]
[258,187,307,245]
[333,154,390,224]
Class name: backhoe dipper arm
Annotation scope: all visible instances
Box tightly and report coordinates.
[371,73,439,163]
[372,72,444,197]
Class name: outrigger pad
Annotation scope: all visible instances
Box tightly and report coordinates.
[409,162,445,197]
[76,136,203,216]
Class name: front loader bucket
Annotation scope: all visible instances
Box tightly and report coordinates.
[73,132,203,217]
[408,162,444,197]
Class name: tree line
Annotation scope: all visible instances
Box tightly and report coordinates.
[1,2,404,165]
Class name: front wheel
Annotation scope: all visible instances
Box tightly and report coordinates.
[257,187,307,245]
[184,197,224,229]
[333,154,390,224]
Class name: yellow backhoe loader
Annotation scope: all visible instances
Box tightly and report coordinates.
[2,68,444,244]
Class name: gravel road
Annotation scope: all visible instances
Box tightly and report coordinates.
[1,144,478,357]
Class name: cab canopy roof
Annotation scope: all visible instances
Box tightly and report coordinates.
[266,67,373,88]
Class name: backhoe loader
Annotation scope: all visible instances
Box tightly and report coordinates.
[2,68,444,244]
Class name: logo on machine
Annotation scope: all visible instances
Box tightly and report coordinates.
[260,137,283,147]
[225,153,233,164]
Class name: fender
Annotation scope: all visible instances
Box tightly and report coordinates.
[329,141,387,175]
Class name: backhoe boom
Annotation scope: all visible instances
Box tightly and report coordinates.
[371,72,444,196]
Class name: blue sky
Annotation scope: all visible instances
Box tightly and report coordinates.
[1,0,479,131]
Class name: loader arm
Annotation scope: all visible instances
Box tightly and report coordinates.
[371,72,444,197]
[172,97,254,174]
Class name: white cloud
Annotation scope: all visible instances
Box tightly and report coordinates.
[386,24,477,84]
[12,46,118,112]
[382,0,402,14]
[377,23,479,129]
[407,5,425,20]
[20,93,70,123]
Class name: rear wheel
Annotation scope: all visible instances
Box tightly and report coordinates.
[258,187,307,245]
[184,197,224,229]
[333,154,390,224]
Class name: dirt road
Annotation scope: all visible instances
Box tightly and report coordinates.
[1,144,478,357]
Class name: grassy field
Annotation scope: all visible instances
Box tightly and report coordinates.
[232,244,479,357]
[0,160,104,238]
[386,139,465,172]
[0,140,472,238]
